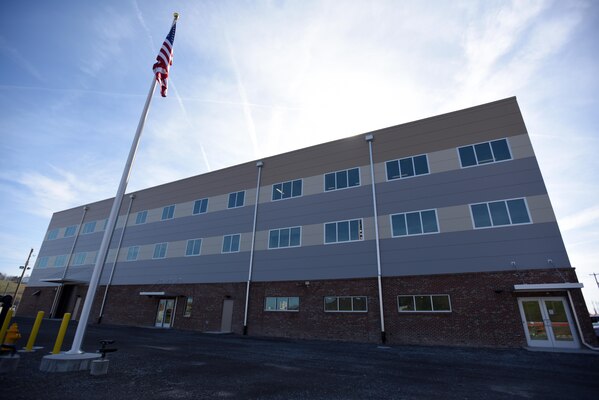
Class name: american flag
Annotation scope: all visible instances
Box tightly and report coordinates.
[153,22,177,97]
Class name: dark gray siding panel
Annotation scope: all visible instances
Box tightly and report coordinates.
[256,186,373,230]
[252,241,378,281]
[377,157,547,214]
[380,222,570,276]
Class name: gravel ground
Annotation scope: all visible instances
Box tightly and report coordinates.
[1,316,598,399]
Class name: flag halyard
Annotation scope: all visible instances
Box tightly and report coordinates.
[153,22,177,97]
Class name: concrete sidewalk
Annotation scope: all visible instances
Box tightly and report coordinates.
[1,317,598,399]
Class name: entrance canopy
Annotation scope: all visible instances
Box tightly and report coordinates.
[139,291,180,297]
[513,282,583,292]
[40,278,87,284]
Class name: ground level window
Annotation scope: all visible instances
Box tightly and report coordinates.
[183,297,193,317]
[324,296,367,312]
[264,297,299,311]
[397,294,451,312]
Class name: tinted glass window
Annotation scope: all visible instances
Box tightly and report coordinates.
[413,155,429,175]
[474,142,493,164]
[399,158,414,178]
[507,199,531,224]
[471,204,491,228]
[458,146,477,167]
[491,139,511,161]
[489,201,510,226]
[386,161,400,180]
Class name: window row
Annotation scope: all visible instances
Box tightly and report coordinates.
[261,295,452,313]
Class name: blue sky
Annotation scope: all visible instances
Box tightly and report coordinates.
[1,0,598,311]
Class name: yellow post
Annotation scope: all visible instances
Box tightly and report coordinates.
[0,308,14,343]
[24,311,45,351]
[52,313,71,354]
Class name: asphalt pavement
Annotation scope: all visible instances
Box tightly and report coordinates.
[1,316,598,399]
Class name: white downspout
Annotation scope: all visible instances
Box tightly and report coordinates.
[366,134,386,344]
[566,290,599,351]
[243,160,263,335]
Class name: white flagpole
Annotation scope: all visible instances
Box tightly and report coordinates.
[66,77,158,354]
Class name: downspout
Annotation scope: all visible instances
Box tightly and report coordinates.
[50,206,88,318]
[366,134,386,344]
[97,194,135,323]
[566,290,599,351]
[243,160,263,335]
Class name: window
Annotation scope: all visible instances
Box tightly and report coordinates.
[265,297,300,311]
[72,252,87,266]
[391,209,439,237]
[222,234,241,253]
[398,295,451,312]
[458,138,512,168]
[183,297,193,317]
[161,205,175,220]
[54,255,67,267]
[153,243,168,259]
[325,168,360,191]
[228,191,245,208]
[272,179,302,200]
[386,154,429,180]
[324,296,367,312]
[470,198,531,228]
[324,219,363,244]
[135,210,148,225]
[64,225,77,237]
[268,227,301,249]
[82,221,96,234]
[192,198,208,215]
[126,246,139,261]
[47,229,59,241]
[186,239,202,256]
[37,257,49,268]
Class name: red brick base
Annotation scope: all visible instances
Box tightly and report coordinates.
[18,268,597,348]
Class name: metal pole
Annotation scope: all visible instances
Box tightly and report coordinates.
[97,194,135,323]
[14,248,34,300]
[366,134,386,343]
[243,161,263,335]
[66,77,158,354]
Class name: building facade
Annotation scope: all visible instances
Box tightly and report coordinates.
[19,97,597,349]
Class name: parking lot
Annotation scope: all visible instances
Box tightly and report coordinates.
[2,316,599,399]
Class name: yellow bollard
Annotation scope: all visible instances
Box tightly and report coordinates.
[52,313,71,355]
[24,311,45,351]
[0,308,14,343]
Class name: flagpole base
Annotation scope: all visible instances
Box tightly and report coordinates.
[40,352,102,373]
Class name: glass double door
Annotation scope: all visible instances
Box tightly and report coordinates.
[517,297,579,349]
[155,298,175,328]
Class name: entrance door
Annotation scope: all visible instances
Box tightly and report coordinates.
[220,300,234,332]
[155,298,176,328]
[518,297,579,349]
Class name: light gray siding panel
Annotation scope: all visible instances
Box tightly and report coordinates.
[379,222,570,276]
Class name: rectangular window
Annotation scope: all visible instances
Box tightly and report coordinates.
[183,297,193,317]
[397,295,451,312]
[386,154,429,180]
[324,296,367,312]
[324,219,363,244]
[324,167,360,191]
[153,243,168,259]
[82,221,96,234]
[391,209,439,237]
[264,296,300,311]
[47,229,59,241]
[268,227,301,249]
[37,257,49,268]
[161,205,175,220]
[272,179,303,200]
[186,239,202,256]
[192,198,209,215]
[458,138,512,168]
[470,198,531,228]
[135,210,148,225]
[222,234,241,253]
[64,225,77,237]
[72,252,87,266]
[228,191,245,208]
[126,246,139,261]
[54,255,67,267]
